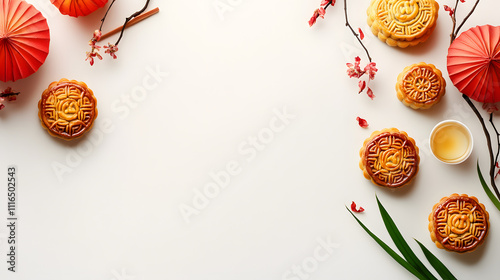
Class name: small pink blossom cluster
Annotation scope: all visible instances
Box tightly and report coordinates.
[346,56,377,99]
[86,30,118,66]
[444,0,466,17]
[482,103,499,114]
[0,87,19,111]
[309,0,334,27]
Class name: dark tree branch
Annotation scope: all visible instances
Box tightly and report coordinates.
[115,0,151,46]
[343,0,372,62]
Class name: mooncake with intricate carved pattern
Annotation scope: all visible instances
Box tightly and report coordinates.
[359,128,419,188]
[367,0,439,48]
[429,194,489,253]
[396,62,446,109]
[38,79,98,140]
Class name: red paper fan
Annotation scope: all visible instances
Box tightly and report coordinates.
[0,0,50,82]
[51,0,108,17]
[447,25,500,103]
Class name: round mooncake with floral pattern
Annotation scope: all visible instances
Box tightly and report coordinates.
[38,79,98,140]
[359,128,420,188]
[429,194,489,253]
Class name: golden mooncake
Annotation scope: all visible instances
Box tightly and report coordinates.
[367,0,439,48]
[38,79,98,140]
[429,194,489,253]
[396,62,446,109]
[359,128,419,188]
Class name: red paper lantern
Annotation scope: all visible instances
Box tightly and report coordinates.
[447,25,500,103]
[51,0,108,17]
[0,0,50,82]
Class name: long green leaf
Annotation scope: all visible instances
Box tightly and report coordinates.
[415,239,457,280]
[375,196,437,280]
[477,161,500,211]
[346,206,427,280]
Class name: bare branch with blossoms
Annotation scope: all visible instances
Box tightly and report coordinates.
[86,0,152,65]
[445,0,480,43]
[309,0,377,98]
[346,56,377,99]
[445,0,500,204]
[0,87,20,111]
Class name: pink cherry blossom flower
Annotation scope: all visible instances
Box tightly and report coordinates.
[92,30,102,42]
[309,9,319,27]
[364,62,378,80]
[346,56,364,78]
[444,5,454,17]
[318,7,326,19]
[104,43,119,59]
[320,0,330,5]
[482,103,499,114]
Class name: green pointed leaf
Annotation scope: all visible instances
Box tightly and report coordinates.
[346,206,427,280]
[415,239,457,280]
[477,161,500,211]
[375,196,437,280]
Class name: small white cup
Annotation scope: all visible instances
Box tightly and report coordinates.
[429,120,473,164]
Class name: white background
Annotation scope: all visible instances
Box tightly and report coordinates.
[0,0,499,279]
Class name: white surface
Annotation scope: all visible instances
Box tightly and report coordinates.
[0,0,499,279]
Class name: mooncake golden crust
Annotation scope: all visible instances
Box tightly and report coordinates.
[38,79,98,140]
[396,62,446,109]
[359,128,419,188]
[428,194,489,253]
[367,0,439,48]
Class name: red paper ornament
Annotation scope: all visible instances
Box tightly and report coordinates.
[447,25,500,103]
[0,0,50,82]
[51,0,108,17]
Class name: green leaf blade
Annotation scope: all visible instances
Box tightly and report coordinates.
[477,161,500,211]
[375,196,437,280]
[346,206,427,280]
[415,239,457,280]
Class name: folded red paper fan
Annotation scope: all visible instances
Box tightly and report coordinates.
[51,0,108,17]
[447,25,500,103]
[0,0,50,82]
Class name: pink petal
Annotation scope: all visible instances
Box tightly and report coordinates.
[358,80,366,93]
[358,28,364,40]
[351,201,365,213]
[366,87,375,100]
[444,5,454,17]
[356,117,369,128]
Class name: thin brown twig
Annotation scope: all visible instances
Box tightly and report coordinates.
[462,95,500,199]
[455,0,481,38]
[0,91,20,98]
[99,0,117,31]
[115,0,152,46]
[343,0,372,62]
[99,7,159,42]
[450,0,459,44]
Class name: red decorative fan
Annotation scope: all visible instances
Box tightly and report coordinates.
[51,0,108,17]
[0,0,50,82]
[447,25,500,103]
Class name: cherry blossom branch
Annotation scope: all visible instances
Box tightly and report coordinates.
[454,0,480,40]
[343,0,372,62]
[489,113,500,173]
[99,0,116,31]
[462,95,500,199]
[0,87,19,110]
[115,0,151,46]
[86,0,153,65]
[447,0,500,201]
